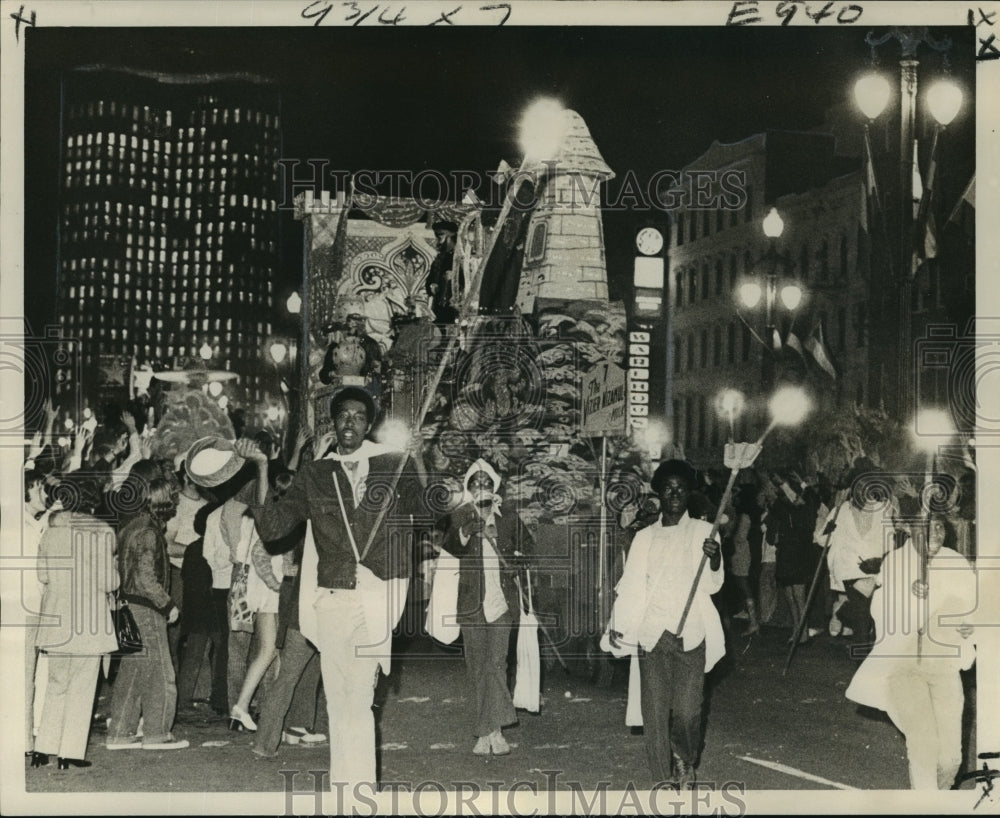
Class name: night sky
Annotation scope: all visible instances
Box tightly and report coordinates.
[22,24,976,334]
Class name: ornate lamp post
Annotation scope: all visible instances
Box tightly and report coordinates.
[737,207,803,394]
[853,27,963,421]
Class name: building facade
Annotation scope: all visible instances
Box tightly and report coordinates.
[56,66,282,405]
[665,132,868,467]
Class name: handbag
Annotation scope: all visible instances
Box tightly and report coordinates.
[229,562,254,633]
[511,569,541,713]
[424,550,462,645]
[113,596,143,654]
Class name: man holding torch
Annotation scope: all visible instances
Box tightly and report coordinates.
[602,459,724,789]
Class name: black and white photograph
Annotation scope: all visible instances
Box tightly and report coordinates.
[1,1,998,814]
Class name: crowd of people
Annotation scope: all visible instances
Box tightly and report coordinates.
[20,385,978,794]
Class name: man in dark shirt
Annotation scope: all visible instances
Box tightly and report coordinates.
[242,386,423,801]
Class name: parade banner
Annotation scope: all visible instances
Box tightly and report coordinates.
[581,363,627,436]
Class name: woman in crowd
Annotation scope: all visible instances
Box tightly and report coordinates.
[730,483,762,636]
[197,439,270,731]
[32,474,118,769]
[767,473,820,644]
[846,513,976,789]
[439,459,532,756]
[228,509,284,732]
[105,476,188,751]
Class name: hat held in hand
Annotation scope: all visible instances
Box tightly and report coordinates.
[185,436,245,487]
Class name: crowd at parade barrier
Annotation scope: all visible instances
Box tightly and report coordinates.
[20,392,978,792]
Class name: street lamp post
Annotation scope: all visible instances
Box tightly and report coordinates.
[854,27,963,421]
[738,207,802,394]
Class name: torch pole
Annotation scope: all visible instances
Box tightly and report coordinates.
[356,163,531,562]
[676,420,776,637]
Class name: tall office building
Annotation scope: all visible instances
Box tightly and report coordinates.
[56,66,282,404]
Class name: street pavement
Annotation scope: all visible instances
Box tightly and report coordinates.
[23,623,977,800]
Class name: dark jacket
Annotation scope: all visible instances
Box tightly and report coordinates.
[118,510,173,616]
[250,453,425,590]
[440,502,533,626]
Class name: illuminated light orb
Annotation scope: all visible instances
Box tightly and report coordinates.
[739,282,763,309]
[913,408,954,452]
[375,418,412,452]
[769,386,811,427]
[717,389,745,419]
[926,80,963,126]
[854,74,891,120]
[217,396,229,410]
[780,284,803,311]
[269,342,288,365]
[208,381,224,397]
[518,98,567,163]
[266,406,280,422]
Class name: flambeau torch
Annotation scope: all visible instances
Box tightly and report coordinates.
[676,386,811,637]
[356,99,568,563]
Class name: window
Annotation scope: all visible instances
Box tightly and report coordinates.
[685,396,694,448]
[715,260,723,296]
[819,239,830,281]
[689,212,698,243]
[713,326,722,367]
[526,222,547,263]
[686,333,695,371]
[855,303,867,347]
[727,323,736,364]
[742,324,751,361]
[729,253,738,289]
[840,234,849,280]
[675,272,684,306]
[700,329,709,367]
[702,211,711,238]
[701,265,710,301]
[676,213,684,247]
[716,209,725,232]
[744,186,753,224]
[799,243,809,282]
[688,269,697,304]
[836,306,847,352]
[674,334,682,374]
[697,396,707,447]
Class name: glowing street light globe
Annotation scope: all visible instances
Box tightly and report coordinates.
[739,282,763,309]
[286,291,302,315]
[780,284,803,311]
[199,342,213,361]
[769,386,811,427]
[518,98,567,163]
[926,80,963,126]
[269,342,288,365]
[854,74,891,120]
[217,396,229,410]
[762,207,784,239]
[208,381,224,397]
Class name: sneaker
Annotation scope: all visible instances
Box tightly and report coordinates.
[472,736,491,756]
[808,627,823,638]
[672,752,696,789]
[489,730,510,756]
[106,739,142,750]
[283,727,327,745]
[142,737,189,751]
[733,610,749,620]
[842,626,854,637]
